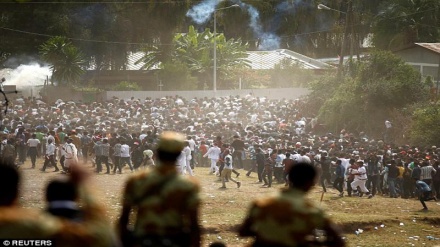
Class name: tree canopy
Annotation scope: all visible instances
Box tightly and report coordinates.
[310,50,428,137]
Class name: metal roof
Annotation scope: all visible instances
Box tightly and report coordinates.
[247,49,334,70]
[415,43,440,54]
[89,49,334,71]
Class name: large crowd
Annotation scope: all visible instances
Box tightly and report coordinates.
[0,93,439,246]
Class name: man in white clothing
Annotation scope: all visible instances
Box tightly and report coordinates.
[351,160,373,199]
[62,138,78,172]
[203,143,221,175]
[182,141,194,176]
[187,136,197,169]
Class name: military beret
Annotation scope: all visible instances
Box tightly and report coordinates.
[157,131,185,153]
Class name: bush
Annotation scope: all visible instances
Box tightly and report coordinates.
[112,81,141,91]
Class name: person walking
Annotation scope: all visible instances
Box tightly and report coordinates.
[26,133,40,169]
[112,138,122,174]
[262,152,276,188]
[41,139,60,172]
[120,140,134,173]
[333,160,346,197]
[387,160,400,198]
[62,138,78,173]
[118,131,201,247]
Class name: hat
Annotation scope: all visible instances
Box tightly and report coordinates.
[157,131,185,153]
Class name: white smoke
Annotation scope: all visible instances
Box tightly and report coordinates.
[186,0,221,24]
[186,0,283,50]
[0,63,51,89]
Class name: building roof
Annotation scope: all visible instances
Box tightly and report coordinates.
[393,43,440,54]
[247,49,334,70]
[415,43,440,54]
[89,49,334,71]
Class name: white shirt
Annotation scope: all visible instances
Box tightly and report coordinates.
[355,166,368,180]
[183,146,192,161]
[120,144,130,157]
[204,146,221,160]
[46,143,56,155]
[27,138,40,147]
[187,139,196,151]
[224,154,233,170]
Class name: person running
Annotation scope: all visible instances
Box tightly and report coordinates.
[220,149,241,189]
[415,179,437,211]
[351,160,373,199]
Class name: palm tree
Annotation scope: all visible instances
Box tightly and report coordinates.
[173,25,250,89]
[40,36,86,85]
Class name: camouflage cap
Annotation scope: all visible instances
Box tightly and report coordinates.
[157,131,185,153]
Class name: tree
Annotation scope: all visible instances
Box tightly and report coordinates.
[135,25,250,90]
[372,0,440,49]
[314,50,428,136]
[40,36,85,85]
[409,104,440,147]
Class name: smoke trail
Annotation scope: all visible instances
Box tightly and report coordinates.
[186,0,222,25]
[186,0,302,50]
[235,1,281,50]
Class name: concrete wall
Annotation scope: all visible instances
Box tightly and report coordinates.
[106,88,311,100]
[394,46,440,81]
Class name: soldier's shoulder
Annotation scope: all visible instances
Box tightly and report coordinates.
[0,207,61,238]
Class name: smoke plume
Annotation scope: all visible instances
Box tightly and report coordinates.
[0,63,51,89]
[186,0,298,50]
[186,0,221,25]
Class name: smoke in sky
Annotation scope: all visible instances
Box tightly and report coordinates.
[186,0,220,25]
[186,0,301,51]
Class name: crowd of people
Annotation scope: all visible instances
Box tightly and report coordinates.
[0,93,439,246]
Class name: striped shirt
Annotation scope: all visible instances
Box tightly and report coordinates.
[420,166,436,180]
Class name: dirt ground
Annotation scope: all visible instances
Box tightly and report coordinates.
[18,160,440,247]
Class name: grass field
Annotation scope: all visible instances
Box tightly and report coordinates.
[17,161,440,247]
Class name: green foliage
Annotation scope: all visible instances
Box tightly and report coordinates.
[112,81,141,91]
[316,50,428,136]
[158,61,197,91]
[409,104,440,147]
[424,76,434,88]
[39,36,85,85]
[372,0,440,49]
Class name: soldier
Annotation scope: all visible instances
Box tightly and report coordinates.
[239,163,345,247]
[118,131,201,247]
[0,164,60,238]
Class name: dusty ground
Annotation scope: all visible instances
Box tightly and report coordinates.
[18,160,440,247]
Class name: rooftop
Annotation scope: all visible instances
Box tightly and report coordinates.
[89,49,334,71]
[415,43,440,54]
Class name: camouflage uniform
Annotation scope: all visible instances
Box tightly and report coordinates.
[121,164,200,246]
[240,188,329,247]
[0,207,60,238]
[53,186,118,247]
